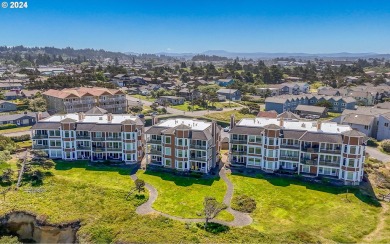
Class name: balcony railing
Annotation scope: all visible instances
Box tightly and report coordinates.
[92,137,105,141]
[148,149,162,155]
[301,147,319,153]
[318,160,340,167]
[230,139,247,144]
[106,137,122,141]
[92,147,106,152]
[106,147,122,152]
[280,144,300,149]
[33,134,48,139]
[231,150,246,155]
[190,156,208,162]
[320,149,342,154]
[76,135,91,140]
[300,159,317,165]
[190,144,207,150]
[279,155,299,161]
[147,139,162,144]
[33,145,48,149]
[77,145,91,150]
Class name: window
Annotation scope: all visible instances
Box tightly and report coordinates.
[385,123,389,127]
[302,165,310,173]
[349,146,357,154]
[248,146,260,154]
[165,136,171,144]
[164,158,171,167]
[341,103,346,106]
[364,125,369,130]
[165,147,171,156]
[334,102,338,105]
[347,159,355,167]
[176,149,188,158]
[176,138,188,146]
[347,172,354,180]
[267,149,276,158]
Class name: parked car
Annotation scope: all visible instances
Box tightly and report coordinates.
[215,107,223,111]
[223,126,230,132]
[138,114,145,118]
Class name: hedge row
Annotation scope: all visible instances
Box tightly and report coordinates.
[10,134,31,142]
[0,124,18,130]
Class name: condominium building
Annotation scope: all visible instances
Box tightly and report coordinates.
[31,108,144,163]
[228,115,367,185]
[43,87,127,114]
[145,118,221,173]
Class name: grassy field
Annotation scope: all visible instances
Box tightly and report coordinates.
[137,170,234,221]
[172,101,239,112]
[15,140,32,148]
[205,110,256,123]
[131,94,156,102]
[0,126,31,134]
[229,173,381,243]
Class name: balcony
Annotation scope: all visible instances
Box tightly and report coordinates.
[76,135,91,140]
[92,137,105,141]
[147,139,162,144]
[318,160,340,167]
[148,149,162,155]
[33,144,48,149]
[106,147,122,152]
[280,144,300,150]
[33,134,48,139]
[190,156,208,162]
[77,145,91,150]
[190,144,207,150]
[92,147,106,152]
[300,158,317,165]
[301,147,319,153]
[230,139,247,144]
[320,149,342,154]
[231,150,246,155]
[280,155,300,161]
[106,137,122,141]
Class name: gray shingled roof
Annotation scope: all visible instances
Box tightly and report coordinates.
[281,130,306,139]
[342,114,375,126]
[31,122,60,130]
[85,106,108,115]
[90,124,122,132]
[299,132,342,143]
[295,105,327,113]
[229,126,264,135]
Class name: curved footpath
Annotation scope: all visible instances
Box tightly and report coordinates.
[130,168,252,227]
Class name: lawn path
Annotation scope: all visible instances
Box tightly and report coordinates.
[130,167,252,227]
[362,202,389,242]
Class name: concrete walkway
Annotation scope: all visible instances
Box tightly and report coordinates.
[130,168,252,227]
[366,147,390,163]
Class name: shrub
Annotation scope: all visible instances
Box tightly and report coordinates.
[240,107,250,114]
[231,194,257,213]
[367,137,379,147]
[0,124,17,130]
[10,134,31,142]
[381,140,390,153]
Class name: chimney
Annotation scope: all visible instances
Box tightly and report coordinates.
[317,121,322,131]
[211,120,217,168]
[230,114,235,129]
[107,113,113,122]
[78,112,85,121]
[36,112,42,121]
[279,117,284,127]
[152,115,158,125]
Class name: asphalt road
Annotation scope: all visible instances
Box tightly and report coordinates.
[366,146,390,163]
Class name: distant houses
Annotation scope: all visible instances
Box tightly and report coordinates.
[265,94,356,114]
[0,100,17,112]
[216,78,234,87]
[216,89,241,101]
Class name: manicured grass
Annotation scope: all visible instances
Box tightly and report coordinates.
[137,170,234,221]
[0,126,31,134]
[319,112,341,121]
[172,101,206,111]
[205,110,256,123]
[131,94,156,102]
[228,173,381,243]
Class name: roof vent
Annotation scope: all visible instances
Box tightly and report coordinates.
[99,117,103,120]
[301,123,306,128]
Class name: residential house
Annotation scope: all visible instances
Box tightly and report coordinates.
[228,116,366,185]
[4,90,22,100]
[31,111,144,163]
[265,94,356,114]
[377,112,390,141]
[0,112,49,126]
[178,88,201,100]
[256,87,279,97]
[43,87,127,114]
[156,96,185,106]
[0,82,23,90]
[0,100,17,112]
[217,89,242,101]
[295,105,328,118]
[347,91,376,106]
[278,82,309,95]
[216,78,234,87]
[145,118,221,173]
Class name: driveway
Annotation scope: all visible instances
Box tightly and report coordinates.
[366,146,390,163]
[1,130,31,137]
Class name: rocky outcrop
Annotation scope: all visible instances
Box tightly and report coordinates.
[0,211,80,243]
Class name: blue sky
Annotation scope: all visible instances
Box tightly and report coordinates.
[1,0,390,53]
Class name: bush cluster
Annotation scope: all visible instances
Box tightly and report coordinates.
[0,124,17,130]
[231,194,257,213]
[10,134,31,142]
[381,140,390,153]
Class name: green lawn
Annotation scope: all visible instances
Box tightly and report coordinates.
[205,110,256,123]
[137,170,234,221]
[0,126,31,134]
[0,160,288,243]
[172,101,239,112]
[16,140,32,148]
[131,94,156,102]
[229,174,381,243]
